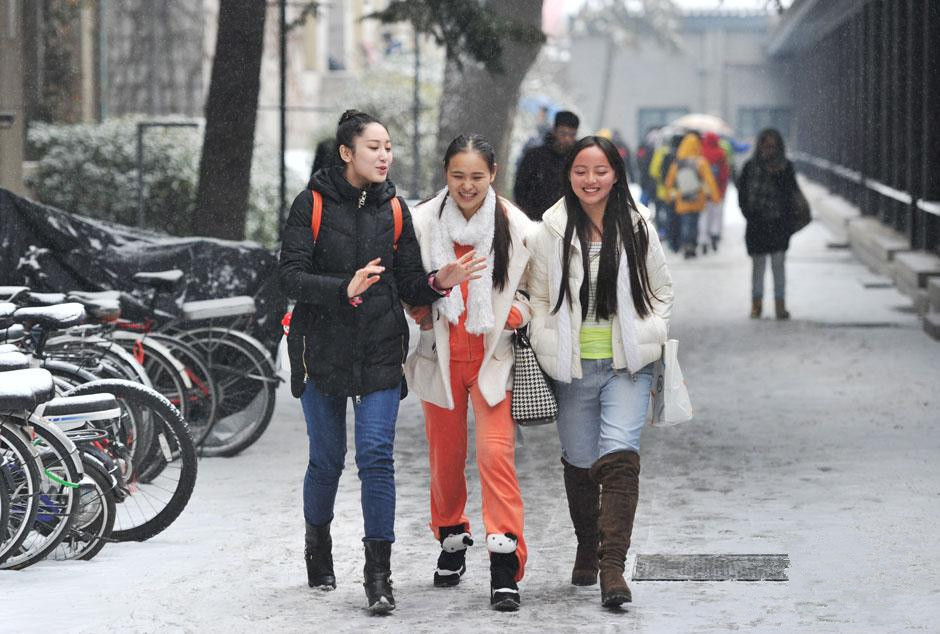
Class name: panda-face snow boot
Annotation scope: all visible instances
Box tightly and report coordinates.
[304,521,336,590]
[434,524,473,587]
[363,540,395,614]
[487,533,521,612]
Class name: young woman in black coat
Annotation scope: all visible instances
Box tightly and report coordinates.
[736,128,800,320]
[278,110,485,613]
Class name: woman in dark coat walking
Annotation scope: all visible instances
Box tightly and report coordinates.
[279,109,485,614]
[736,128,800,320]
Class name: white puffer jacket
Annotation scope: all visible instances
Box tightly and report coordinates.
[525,198,674,382]
[404,194,533,409]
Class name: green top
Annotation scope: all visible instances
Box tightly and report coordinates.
[580,241,613,359]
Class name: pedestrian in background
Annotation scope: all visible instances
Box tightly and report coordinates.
[699,132,731,253]
[278,109,485,614]
[525,136,674,609]
[664,132,720,259]
[736,127,801,320]
[513,110,580,222]
[648,133,684,250]
[635,126,661,207]
[405,134,533,612]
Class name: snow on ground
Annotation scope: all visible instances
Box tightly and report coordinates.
[3,188,940,633]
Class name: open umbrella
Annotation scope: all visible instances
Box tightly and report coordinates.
[669,113,734,136]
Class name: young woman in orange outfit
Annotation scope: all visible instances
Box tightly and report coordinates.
[404,134,533,612]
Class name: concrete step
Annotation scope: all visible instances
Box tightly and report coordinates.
[892,251,940,315]
[924,311,940,341]
[847,217,911,277]
[800,178,858,243]
[928,278,940,314]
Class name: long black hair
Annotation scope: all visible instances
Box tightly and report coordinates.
[437,134,511,292]
[552,135,657,320]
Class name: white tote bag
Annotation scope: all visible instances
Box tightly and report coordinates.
[650,339,694,426]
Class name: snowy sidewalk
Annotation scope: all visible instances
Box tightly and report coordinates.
[4,190,940,633]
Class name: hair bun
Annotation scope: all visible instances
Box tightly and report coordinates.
[338,109,367,126]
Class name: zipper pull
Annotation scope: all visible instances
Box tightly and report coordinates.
[355,394,362,405]
[358,190,367,208]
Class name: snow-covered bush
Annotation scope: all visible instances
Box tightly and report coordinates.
[26,118,295,248]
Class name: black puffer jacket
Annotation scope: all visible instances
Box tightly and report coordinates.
[279,166,441,398]
[513,138,567,222]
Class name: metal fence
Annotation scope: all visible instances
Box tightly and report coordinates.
[781,0,940,256]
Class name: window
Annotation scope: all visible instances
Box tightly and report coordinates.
[736,108,793,141]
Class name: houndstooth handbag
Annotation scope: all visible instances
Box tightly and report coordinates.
[510,329,557,426]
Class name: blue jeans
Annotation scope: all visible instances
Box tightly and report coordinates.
[752,251,786,300]
[679,211,700,249]
[553,359,654,469]
[300,380,400,542]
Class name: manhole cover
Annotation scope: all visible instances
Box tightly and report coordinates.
[633,554,789,581]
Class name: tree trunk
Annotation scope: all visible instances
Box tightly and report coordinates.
[436,0,544,192]
[193,0,266,240]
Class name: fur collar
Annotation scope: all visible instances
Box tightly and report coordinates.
[428,187,496,334]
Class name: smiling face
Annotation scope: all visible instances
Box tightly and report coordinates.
[445,150,496,217]
[569,145,617,211]
[340,122,393,187]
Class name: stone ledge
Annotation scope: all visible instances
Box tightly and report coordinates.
[892,252,940,316]
[802,185,858,241]
[847,217,911,277]
[924,311,940,341]
[928,278,940,314]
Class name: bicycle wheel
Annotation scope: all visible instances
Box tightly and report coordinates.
[112,332,191,422]
[146,333,218,447]
[183,334,276,457]
[0,422,41,564]
[64,379,196,542]
[51,454,115,561]
[0,420,81,570]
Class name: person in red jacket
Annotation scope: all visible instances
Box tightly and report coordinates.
[405,134,534,612]
[699,132,731,253]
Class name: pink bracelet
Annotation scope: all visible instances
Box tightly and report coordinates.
[428,274,452,297]
[349,296,363,307]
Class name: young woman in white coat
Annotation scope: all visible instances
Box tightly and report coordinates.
[405,134,533,612]
[526,135,674,608]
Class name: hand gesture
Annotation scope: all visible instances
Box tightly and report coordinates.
[435,250,487,290]
[347,257,385,298]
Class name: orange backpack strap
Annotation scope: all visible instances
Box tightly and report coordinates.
[310,190,323,243]
[391,196,403,251]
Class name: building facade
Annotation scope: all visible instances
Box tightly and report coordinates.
[568,10,792,148]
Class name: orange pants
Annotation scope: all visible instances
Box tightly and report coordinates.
[423,359,527,581]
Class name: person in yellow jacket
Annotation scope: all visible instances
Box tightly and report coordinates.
[664,132,720,258]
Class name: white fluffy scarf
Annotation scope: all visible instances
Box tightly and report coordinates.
[428,186,496,334]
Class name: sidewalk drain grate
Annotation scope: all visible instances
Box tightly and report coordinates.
[633,554,789,581]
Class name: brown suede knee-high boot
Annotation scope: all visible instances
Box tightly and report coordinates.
[590,450,640,608]
[562,458,600,586]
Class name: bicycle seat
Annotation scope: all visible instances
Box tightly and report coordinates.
[26,291,67,306]
[0,368,55,412]
[41,393,121,429]
[0,344,19,353]
[67,294,121,322]
[133,270,184,292]
[0,351,30,372]
[0,302,16,318]
[181,296,256,320]
[12,303,86,330]
[64,323,104,337]
[0,286,29,302]
[0,324,25,343]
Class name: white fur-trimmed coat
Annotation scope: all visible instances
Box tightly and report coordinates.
[525,198,674,381]
[404,196,534,409]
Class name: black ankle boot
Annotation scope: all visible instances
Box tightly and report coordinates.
[434,524,473,587]
[363,540,395,614]
[487,533,521,612]
[305,522,336,590]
